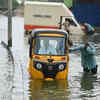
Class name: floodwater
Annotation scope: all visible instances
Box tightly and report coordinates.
[0,15,100,100]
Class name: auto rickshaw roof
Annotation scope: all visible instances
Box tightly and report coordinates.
[31,29,68,38]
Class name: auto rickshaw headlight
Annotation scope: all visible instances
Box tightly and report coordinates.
[36,63,42,70]
[58,64,65,70]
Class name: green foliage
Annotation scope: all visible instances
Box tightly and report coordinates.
[0,0,19,9]
[64,0,72,8]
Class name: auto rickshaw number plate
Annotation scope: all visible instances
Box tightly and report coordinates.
[48,66,53,70]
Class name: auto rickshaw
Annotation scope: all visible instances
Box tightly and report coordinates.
[28,29,69,80]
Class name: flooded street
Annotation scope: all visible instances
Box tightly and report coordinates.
[0,15,100,100]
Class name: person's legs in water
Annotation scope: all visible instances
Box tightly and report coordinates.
[83,67,90,72]
[68,39,73,46]
[91,65,98,74]
[67,31,73,46]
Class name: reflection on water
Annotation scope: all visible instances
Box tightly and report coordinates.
[79,72,100,100]
[29,79,70,100]
[0,44,13,100]
[80,73,97,91]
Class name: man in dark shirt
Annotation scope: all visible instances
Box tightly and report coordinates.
[81,21,95,35]
[81,21,95,42]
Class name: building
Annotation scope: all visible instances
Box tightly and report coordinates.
[72,0,100,27]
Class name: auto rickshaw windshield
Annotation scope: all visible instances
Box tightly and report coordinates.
[34,37,66,56]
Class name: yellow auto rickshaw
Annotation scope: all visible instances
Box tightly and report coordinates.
[28,29,69,80]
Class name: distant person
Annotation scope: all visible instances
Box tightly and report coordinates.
[69,42,98,74]
[63,18,70,34]
[81,21,95,35]
[81,21,95,41]
[63,18,73,46]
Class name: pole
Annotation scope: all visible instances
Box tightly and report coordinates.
[8,0,12,47]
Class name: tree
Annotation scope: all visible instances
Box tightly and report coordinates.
[0,0,19,9]
[64,0,72,8]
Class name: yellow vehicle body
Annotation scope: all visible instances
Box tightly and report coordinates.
[28,29,69,80]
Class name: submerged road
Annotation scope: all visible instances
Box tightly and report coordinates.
[0,15,100,100]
